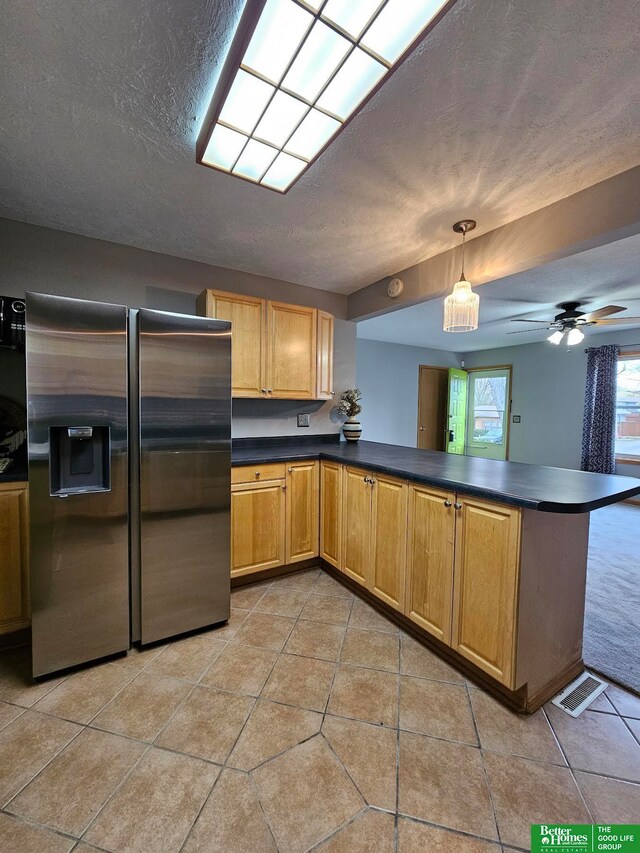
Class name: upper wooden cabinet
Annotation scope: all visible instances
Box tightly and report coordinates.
[451,497,521,688]
[0,482,30,635]
[197,289,333,400]
[196,289,264,397]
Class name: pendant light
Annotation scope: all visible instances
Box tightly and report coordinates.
[444,219,479,332]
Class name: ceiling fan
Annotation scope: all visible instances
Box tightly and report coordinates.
[508,302,640,346]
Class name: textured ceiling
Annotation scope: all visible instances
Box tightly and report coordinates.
[1,0,639,294]
[357,235,640,352]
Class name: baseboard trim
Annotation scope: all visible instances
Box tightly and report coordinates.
[231,558,321,588]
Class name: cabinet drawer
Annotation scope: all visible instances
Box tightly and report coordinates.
[232,463,286,485]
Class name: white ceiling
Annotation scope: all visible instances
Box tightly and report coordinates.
[357,235,640,352]
[0,0,639,293]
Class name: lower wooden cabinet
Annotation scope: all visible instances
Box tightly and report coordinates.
[231,480,286,577]
[231,461,319,577]
[341,466,371,585]
[405,484,455,644]
[320,460,341,568]
[0,482,30,635]
[451,497,521,688]
[286,461,319,564]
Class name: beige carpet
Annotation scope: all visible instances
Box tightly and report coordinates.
[584,502,640,693]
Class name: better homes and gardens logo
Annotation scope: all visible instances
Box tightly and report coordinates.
[532,826,640,853]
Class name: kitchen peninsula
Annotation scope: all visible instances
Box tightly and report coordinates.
[231,436,640,713]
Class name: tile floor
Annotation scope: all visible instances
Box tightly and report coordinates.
[0,567,638,853]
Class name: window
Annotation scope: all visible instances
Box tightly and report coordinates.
[615,354,640,460]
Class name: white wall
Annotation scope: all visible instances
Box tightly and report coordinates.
[356,338,460,447]
[462,329,640,473]
[0,218,356,439]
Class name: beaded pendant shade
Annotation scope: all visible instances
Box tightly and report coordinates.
[443,220,479,333]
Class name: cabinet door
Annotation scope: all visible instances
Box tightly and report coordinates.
[341,466,371,585]
[197,290,265,398]
[316,311,334,400]
[320,460,342,569]
[286,461,319,564]
[405,485,455,642]
[451,497,521,687]
[266,302,317,399]
[0,483,30,634]
[231,481,285,577]
[369,473,408,611]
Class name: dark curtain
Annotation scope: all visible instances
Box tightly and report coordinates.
[581,344,619,473]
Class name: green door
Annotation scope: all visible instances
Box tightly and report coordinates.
[465,368,511,461]
[446,368,468,454]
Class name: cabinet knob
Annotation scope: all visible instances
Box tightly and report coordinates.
[282,484,286,490]
[454,502,462,510]
[363,476,368,482]
[444,500,452,507]
[267,388,273,393]
[288,467,293,473]
[420,426,425,431]
[261,389,267,394]
[370,478,376,485]
[255,472,261,478]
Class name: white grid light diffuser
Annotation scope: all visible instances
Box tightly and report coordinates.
[198,0,454,192]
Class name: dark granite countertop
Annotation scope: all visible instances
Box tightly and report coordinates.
[232,438,640,513]
[0,470,28,484]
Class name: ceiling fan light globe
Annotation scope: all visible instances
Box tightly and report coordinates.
[547,330,564,345]
[566,327,585,346]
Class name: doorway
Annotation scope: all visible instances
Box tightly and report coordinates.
[464,367,511,461]
[416,365,448,451]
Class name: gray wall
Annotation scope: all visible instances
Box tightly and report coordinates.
[0,218,356,438]
[356,338,460,447]
[462,329,640,475]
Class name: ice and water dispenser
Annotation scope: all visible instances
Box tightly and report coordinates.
[49,426,111,495]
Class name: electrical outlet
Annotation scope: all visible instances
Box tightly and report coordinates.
[297,413,310,428]
[512,415,521,423]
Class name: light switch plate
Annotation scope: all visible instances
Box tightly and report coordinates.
[297,414,310,428]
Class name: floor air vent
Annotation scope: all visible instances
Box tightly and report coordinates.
[551,672,608,717]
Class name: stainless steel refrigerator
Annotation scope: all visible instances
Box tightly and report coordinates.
[26,293,231,677]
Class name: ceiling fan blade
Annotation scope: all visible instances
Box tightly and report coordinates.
[580,305,626,321]
[507,327,551,335]
[593,317,640,325]
[509,319,551,324]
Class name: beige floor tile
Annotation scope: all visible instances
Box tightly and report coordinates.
[33,662,135,724]
[156,685,254,763]
[483,751,591,849]
[113,644,164,671]
[627,717,640,741]
[300,594,353,626]
[316,808,395,852]
[262,653,336,712]
[183,768,277,852]
[252,735,364,853]
[84,746,219,853]
[605,684,640,719]
[589,691,617,714]
[471,689,564,762]
[0,710,80,805]
[284,620,346,662]
[0,647,66,708]
[0,700,24,731]
[397,818,500,852]
[574,770,640,823]
[272,569,321,593]
[0,812,74,853]
[201,643,277,695]
[322,715,397,810]
[327,665,398,727]
[314,572,355,599]
[144,635,227,681]
[398,731,497,840]
[207,607,250,640]
[230,584,270,610]
[340,627,400,672]
[400,634,465,684]
[91,672,191,741]
[232,612,296,651]
[7,727,145,836]
[400,676,477,745]
[254,588,311,618]
[349,600,399,634]
[546,705,640,781]
[228,699,322,771]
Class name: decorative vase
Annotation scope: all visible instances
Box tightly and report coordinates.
[343,416,362,442]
